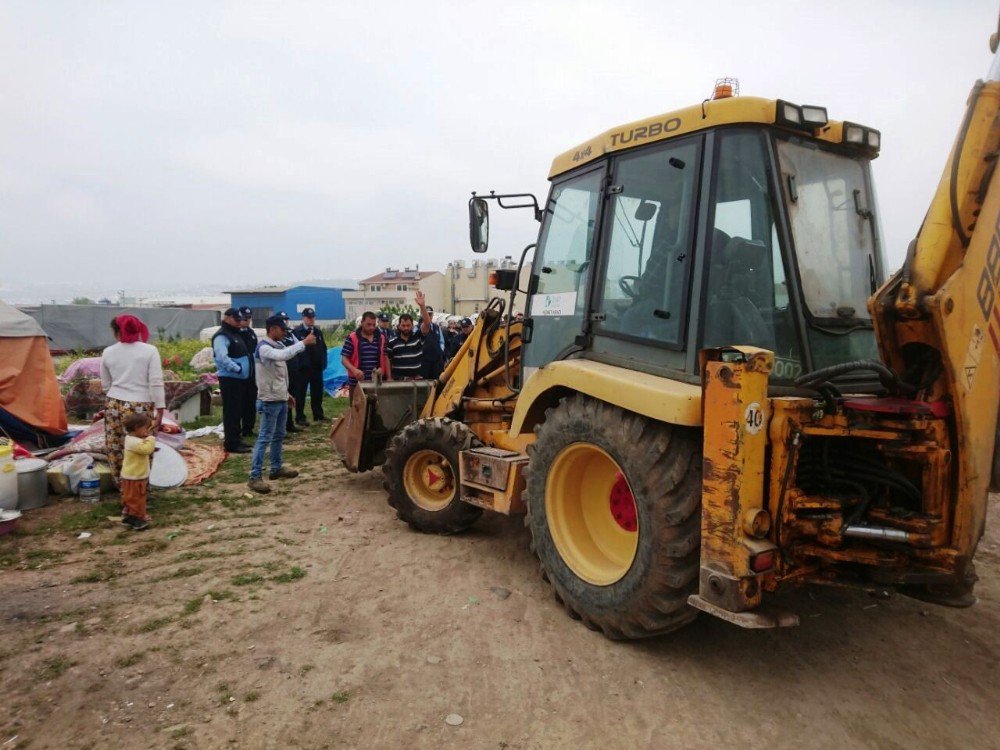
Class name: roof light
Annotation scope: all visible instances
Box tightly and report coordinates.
[777,100,803,126]
[800,105,828,128]
[844,123,865,144]
[841,122,881,154]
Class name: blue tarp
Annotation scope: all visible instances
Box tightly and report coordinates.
[323,345,348,396]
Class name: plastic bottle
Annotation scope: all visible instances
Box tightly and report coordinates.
[78,464,101,504]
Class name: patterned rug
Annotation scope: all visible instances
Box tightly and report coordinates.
[179,442,227,486]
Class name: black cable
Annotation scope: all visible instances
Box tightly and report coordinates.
[795,359,916,395]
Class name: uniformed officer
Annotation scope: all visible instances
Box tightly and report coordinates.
[237,306,258,438]
[292,307,329,423]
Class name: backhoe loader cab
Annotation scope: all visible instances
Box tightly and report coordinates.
[492,97,886,387]
[335,66,999,639]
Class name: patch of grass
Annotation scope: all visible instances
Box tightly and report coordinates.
[271,566,306,584]
[136,616,174,633]
[72,564,121,584]
[275,536,298,546]
[217,682,234,705]
[34,500,120,535]
[133,539,169,557]
[176,548,242,562]
[171,725,193,739]
[244,690,261,702]
[115,651,145,669]
[36,655,75,682]
[182,597,203,616]
[300,664,315,676]
[331,690,352,704]
[25,548,67,563]
[0,547,20,568]
[231,572,264,587]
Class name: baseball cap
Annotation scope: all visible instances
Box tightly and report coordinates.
[426,306,434,314]
[461,317,473,327]
[237,305,252,318]
[223,307,243,320]
[277,310,289,320]
[265,314,290,330]
[377,312,390,322]
[302,307,316,317]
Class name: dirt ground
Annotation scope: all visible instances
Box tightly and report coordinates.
[1,416,999,750]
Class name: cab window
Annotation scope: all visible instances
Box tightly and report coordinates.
[596,138,700,347]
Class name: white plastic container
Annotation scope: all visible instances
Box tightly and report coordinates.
[16,458,50,510]
[0,443,17,511]
[78,464,101,504]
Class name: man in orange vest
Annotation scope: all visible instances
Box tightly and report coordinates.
[341,311,391,395]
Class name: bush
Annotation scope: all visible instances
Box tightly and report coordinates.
[55,338,210,382]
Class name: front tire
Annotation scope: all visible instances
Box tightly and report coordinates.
[383,418,483,534]
[525,395,702,639]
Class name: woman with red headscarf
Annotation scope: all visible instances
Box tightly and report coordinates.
[99,315,165,485]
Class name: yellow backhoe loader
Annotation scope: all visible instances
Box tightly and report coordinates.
[332,24,1000,638]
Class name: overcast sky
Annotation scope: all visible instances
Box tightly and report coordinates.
[1,1,996,299]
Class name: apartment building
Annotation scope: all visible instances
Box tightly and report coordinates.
[342,267,445,320]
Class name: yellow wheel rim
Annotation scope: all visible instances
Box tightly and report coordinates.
[545,443,639,586]
[403,449,456,511]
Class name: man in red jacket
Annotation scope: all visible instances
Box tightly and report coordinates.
[341,311,390,396]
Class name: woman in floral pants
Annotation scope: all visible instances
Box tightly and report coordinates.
[99,315,165,486]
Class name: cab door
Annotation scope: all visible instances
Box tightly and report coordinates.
[523,165,605,375]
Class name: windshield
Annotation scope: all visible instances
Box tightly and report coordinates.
[776,137,878,322]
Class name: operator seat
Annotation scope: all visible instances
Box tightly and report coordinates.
[703,236,776,351]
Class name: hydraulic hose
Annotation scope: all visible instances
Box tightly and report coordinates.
[794,359,916,395]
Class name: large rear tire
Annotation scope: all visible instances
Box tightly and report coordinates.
[383,418,483,534]
[525,395,702,639]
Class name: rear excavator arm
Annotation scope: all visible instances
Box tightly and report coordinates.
[871,39,1000,554]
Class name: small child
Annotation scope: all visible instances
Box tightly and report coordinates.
[120,412,156,530]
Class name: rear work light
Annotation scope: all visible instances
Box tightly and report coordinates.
[776,100,828,131]
[842,121,881,154]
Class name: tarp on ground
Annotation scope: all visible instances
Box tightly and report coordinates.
[0,300,69,441]
[23,305,220,352]
[323,346,347,395]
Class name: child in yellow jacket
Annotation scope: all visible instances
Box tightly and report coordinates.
[121,413,156,530]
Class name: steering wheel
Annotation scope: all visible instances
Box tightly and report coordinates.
[618,275,641,299]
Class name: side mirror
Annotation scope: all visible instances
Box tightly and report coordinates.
[469,197,489,253]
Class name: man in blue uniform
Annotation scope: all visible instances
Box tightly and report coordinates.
[292,307,329,423]
[212,307,252,453]
[237,306,258,438]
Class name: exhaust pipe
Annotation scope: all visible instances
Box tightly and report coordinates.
[843,525,910,543]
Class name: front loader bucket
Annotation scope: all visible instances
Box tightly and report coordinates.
[330,379,435,472]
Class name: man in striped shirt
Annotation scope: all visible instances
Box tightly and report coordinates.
[385,313,423,380]
[341,311,389,395]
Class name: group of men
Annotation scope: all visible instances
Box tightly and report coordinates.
[212,306,329,454]
[340,290,476,391]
